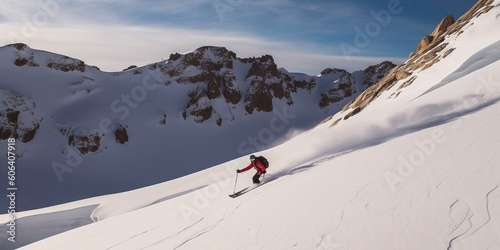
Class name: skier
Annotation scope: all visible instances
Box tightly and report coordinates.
[236,155,267,184]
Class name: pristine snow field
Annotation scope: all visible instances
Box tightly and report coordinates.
[1,1,500,249]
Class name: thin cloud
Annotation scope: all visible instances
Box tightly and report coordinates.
[0,0,408,75]
[0,21,402,75]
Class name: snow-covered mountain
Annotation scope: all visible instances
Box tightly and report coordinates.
[1,0,500,249]
[0,42,394,210]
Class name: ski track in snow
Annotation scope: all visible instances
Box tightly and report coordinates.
[172,220,222,250]
[282,150,355,177]
[447,185,499,250]
[3,3,500,249]
[138,217,204,250]
[173,204,239,250]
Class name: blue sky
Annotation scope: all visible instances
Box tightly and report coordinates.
[0,0,478,74]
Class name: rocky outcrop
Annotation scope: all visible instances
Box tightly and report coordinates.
[68,132,101,155]
[115,126,129,144]
[342,66,398,114]
[411,0,494,63]
[243,55,280,114]
[182,87,214,123]
[172,47,394,122]
[162,46,236,82]
[406,0,494,78]
[222,71,242,104]
[10,43,40,68]
[164,47,241,123]
[415,15,456,54]
[361,61,397,86]
[123,65,138,71]
[0,90,41,142]
[337,0,495,121]
[9,43,86,72]
[319,62,395,109]
[46,56,86,72]
[430,14,456,38]
[319,69,356,108]
[168,47,318,122]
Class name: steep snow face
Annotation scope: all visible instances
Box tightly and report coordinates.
[0,1,498,250]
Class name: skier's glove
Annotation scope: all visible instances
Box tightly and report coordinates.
[262,170,266,174]
[236,169,241,173]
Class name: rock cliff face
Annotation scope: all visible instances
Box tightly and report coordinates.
[415,14,456,55]
[154,46,394,124]
[336,0,495,122]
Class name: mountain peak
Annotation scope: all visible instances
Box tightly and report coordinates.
[320,68,348,76]
[194,45,230,53]
[7,43,29,51]
[2,42,87,72]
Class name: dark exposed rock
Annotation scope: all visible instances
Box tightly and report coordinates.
[361,61,397,86]
[343,107,362,120]
[222,72,242,104]
[0,90,41,142]
[115,126,129,144]
[47,57,86,72]
[243,55,282,114]
[244,80,274,114]
[319,62,395,109]
[14,55,39,67]
[168,52,182,62]
[319,74,356,108]
[159,113,167,125]
[68,133,101,155]
[7,43,85,72]
[9,43,28,51]
[183,87,214,123]
[123,65,138,71]
[414,15,455,55]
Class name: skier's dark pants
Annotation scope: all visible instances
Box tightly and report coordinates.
[252,173,261,184]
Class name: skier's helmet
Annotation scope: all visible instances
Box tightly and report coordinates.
[250,155,256,161]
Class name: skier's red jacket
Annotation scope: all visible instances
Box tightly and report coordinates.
[240,159,267,175]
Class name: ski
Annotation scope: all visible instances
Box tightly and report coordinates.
[229,183,264,198]
[229,187,249,198]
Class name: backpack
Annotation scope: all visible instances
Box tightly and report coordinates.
[256,156,269,169]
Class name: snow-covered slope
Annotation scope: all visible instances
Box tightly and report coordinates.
[0,43,393,211]
[1,1,500,249]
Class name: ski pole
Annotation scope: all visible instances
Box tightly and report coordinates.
[233,172,239,193]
